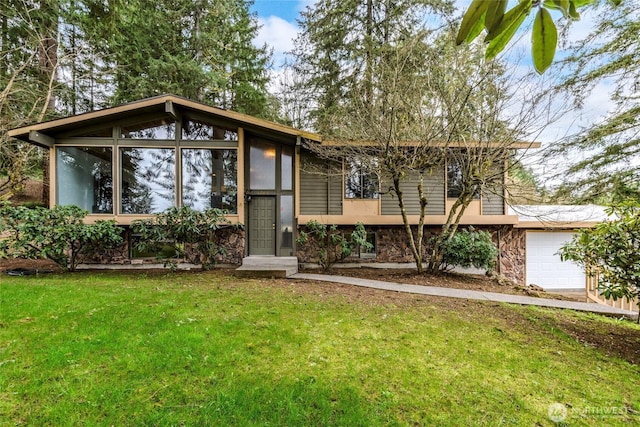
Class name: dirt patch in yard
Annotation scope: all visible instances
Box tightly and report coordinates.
[2,178,45,206]
[0,258,62,274]
[286,274,640,365]
[551,314,640,365]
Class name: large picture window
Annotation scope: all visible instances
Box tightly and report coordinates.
[181,149,237,213]
[56,146,113,213]
[345,158,378,199]
[120,148,175,214]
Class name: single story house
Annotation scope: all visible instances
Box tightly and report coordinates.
[8,95,599,289]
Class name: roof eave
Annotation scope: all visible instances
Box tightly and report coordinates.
[8,94,322,143]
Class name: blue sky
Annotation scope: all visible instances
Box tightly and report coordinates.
[251,0,306,23]
[250,0,310,67]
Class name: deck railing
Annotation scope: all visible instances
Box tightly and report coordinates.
[586,270,639,313]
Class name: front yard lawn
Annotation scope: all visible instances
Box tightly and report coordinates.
[1,270,638,426]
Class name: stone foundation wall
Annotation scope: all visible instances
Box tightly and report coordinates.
[79,226,245,267]
[296,225,369,265]
[78,228,130,265]
[493,226,526,285]
[214,227,245,265]
[296,224,527,285]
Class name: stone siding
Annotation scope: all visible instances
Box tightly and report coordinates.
[79,226,245,267]
[296,224,527,285]
[492,225,526,285]
[214,226,245,265]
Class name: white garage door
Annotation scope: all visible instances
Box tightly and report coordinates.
[526,232,585,290]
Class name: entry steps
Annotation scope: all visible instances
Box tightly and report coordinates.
[234,256,298,278]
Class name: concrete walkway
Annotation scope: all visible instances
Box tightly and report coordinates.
[291,273,639,319]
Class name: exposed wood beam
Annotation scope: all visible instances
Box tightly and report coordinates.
[165,100,180,121]
[29,130,54,148]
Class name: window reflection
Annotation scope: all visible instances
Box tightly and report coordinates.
[182,149,238,213]
[121,119,175,139]
[447,158,480,199]
[250,139,276,190]
[280,195,293,249]
[121,148,175,214]
[281,146,293,191]
[345,158,378,199]
[181,118,238,141]
[56,146,113,213]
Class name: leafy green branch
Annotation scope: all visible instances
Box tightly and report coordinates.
[560,201,640,317]
[131,206,234,270]
[456,0,623,73]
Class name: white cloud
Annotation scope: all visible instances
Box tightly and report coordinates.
[255,16,300,68]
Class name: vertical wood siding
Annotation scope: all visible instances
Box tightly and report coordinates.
[299,152,343,215]
[481,191,505,215]
[328,170,343,214]
[381,169,445,215]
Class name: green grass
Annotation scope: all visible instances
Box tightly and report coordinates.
[0,271,638,426]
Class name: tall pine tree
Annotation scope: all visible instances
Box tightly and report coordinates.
[551,1,640,202]
[73,0,271,115]
[291,0,454,133]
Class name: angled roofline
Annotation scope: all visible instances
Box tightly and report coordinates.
[8,94,322,142]
[8,94,541,151]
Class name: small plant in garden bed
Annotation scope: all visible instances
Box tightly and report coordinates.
[432,226,498,272]
[297,220,371,270]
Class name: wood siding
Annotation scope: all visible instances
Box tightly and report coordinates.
[328,171,343,214]
[482,171,505,215]
[482,191,504,215]
[299,152,342,215]
[381,169,445,215]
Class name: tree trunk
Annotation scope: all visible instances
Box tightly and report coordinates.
[393,176,424,273]
[37,0,59,207]
[427,191,474,272]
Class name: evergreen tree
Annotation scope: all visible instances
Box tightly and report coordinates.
[291,0,454,133]
[1,0,273,199]
[551,0,640,203]
[74,0,271,115]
